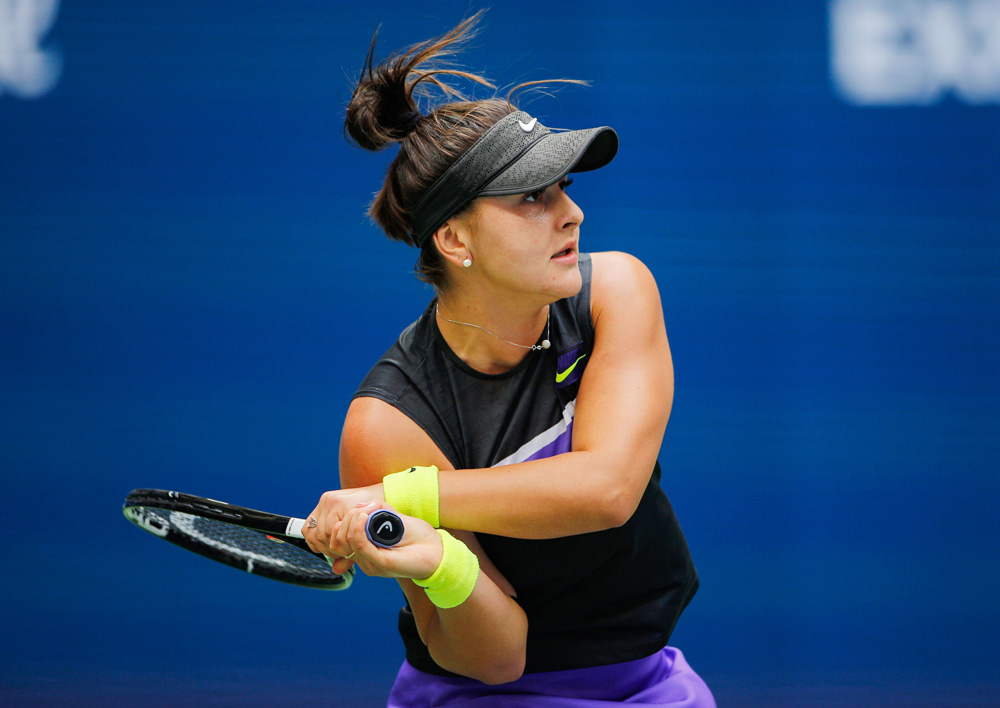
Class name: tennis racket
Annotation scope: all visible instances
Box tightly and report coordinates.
[123,488,404,590]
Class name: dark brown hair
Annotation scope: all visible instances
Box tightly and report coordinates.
[345,12,515,287]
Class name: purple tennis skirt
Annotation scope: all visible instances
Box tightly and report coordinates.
[386,646,715,708]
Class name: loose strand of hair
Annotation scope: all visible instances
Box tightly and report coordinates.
[409,69,495,103]
[374,11,493,109]
[505,79,591,108]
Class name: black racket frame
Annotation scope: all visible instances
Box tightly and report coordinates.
[123,488,354,590]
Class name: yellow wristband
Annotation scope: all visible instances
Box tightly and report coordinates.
[382,465,440,528]
[413,530,480,609]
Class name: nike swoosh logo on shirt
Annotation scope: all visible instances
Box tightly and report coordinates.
[555,354,587,383]
[518,117,538,133]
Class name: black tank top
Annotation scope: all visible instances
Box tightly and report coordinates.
[353,254,699,674]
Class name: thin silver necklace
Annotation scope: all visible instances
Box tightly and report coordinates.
[435,304,551,351]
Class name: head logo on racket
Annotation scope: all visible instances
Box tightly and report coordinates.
[366,509,405,548]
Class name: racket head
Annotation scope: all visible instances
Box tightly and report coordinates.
[123,488,354,590]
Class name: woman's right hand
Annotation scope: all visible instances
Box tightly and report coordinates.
[300,484,385,573]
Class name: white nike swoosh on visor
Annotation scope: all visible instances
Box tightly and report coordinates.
[518,117,538,132]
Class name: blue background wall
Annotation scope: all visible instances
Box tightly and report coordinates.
[2,1,998,706]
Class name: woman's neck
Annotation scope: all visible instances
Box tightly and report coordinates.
[434,295,550,374]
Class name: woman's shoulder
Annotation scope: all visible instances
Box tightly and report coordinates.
[340,395,452,487]
[590,251,654,284]
[589,251,660,313]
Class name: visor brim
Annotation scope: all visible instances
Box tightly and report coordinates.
[479,126,619,197]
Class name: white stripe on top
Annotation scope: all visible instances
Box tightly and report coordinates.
[491,399,577,468]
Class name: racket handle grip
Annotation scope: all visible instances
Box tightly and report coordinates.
[287,510,404,548]
[366,509,405,548]
[285,517,306,538]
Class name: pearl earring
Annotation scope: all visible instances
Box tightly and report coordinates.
[462,258,473,268]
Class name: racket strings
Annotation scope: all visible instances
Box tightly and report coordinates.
[143,507,335,580]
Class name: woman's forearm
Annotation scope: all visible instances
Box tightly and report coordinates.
[438,449,653,538]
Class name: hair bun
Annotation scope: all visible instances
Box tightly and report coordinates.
[345,13,494,152]
[345,60,417,151]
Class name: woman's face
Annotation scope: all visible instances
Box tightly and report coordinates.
[458,178,585,303]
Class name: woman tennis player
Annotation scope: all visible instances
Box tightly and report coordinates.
[303,13,715,707]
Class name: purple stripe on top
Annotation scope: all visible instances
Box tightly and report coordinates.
[387,646,715,708]
[522,422,573,462]
[492,400,576,468]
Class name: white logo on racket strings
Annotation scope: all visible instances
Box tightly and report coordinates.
[518,117,538,132]
[124,507,169,538]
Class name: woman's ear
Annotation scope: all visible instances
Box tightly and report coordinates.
[432,217,473,269]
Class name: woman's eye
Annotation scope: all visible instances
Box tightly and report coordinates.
[523,179,572,204]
